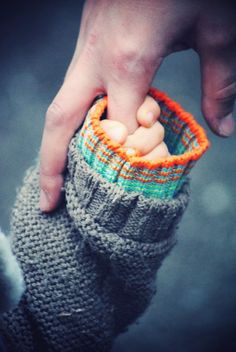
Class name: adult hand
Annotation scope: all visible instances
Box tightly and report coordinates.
[39,0,236,212]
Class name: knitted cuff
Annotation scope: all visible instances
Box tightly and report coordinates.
[77,87,209,199]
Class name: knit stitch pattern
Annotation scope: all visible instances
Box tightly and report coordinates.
[78,87,209,199]
[0,129,190,352]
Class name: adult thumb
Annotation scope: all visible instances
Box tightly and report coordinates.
[200,48,236,137]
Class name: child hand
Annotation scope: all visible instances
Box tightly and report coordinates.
[101,95,170,160]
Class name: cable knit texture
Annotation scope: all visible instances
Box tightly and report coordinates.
[0,89,208,352]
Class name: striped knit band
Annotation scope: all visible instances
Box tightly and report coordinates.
[77,88,210,199]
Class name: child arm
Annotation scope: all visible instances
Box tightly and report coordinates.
[0,89,209,351]
[65,89,209,332]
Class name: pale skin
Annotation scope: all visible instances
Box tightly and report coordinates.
[39,0,236,212]
[100,95,170,160]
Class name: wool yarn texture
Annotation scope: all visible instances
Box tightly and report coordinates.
[0,88,209,352]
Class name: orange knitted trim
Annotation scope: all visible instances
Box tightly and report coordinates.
[88,88,210,170]
[84,130,194,177]
[84,139,191,180]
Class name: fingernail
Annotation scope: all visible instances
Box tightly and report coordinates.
[145,111,156,127]
[219,113,235,137]
[40,190,51,211]
[125,147,136,156]
[124,147,138,157]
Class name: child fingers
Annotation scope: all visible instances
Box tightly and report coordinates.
[100,120,128,144]
[137,95,161,128]
[142,142,170,160]
[124,121,165,156]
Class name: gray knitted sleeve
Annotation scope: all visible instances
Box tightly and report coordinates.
[0,87,209,351]
[65,136,190,333]
[0,135,189,352]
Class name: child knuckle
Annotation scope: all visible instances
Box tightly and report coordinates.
[156,122,165,140]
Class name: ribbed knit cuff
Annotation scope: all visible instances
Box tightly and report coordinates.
[77,87,209,199]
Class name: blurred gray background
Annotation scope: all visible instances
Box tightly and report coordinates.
[0,1,236,351]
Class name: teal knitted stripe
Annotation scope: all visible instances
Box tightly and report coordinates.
[76,92,209,199]
[78,130,190,182]
[116,177,186,198]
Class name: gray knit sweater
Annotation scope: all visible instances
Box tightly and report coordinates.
[0,90,209,352]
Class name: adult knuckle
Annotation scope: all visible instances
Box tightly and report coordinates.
[214,80,236,101]
[209,32,229,48]
[39,173,50,192]
[40,173,61,193]
[201,26,236,49]
[111,42,157,78]
[40,163,52,179]
[45,102,68,131]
